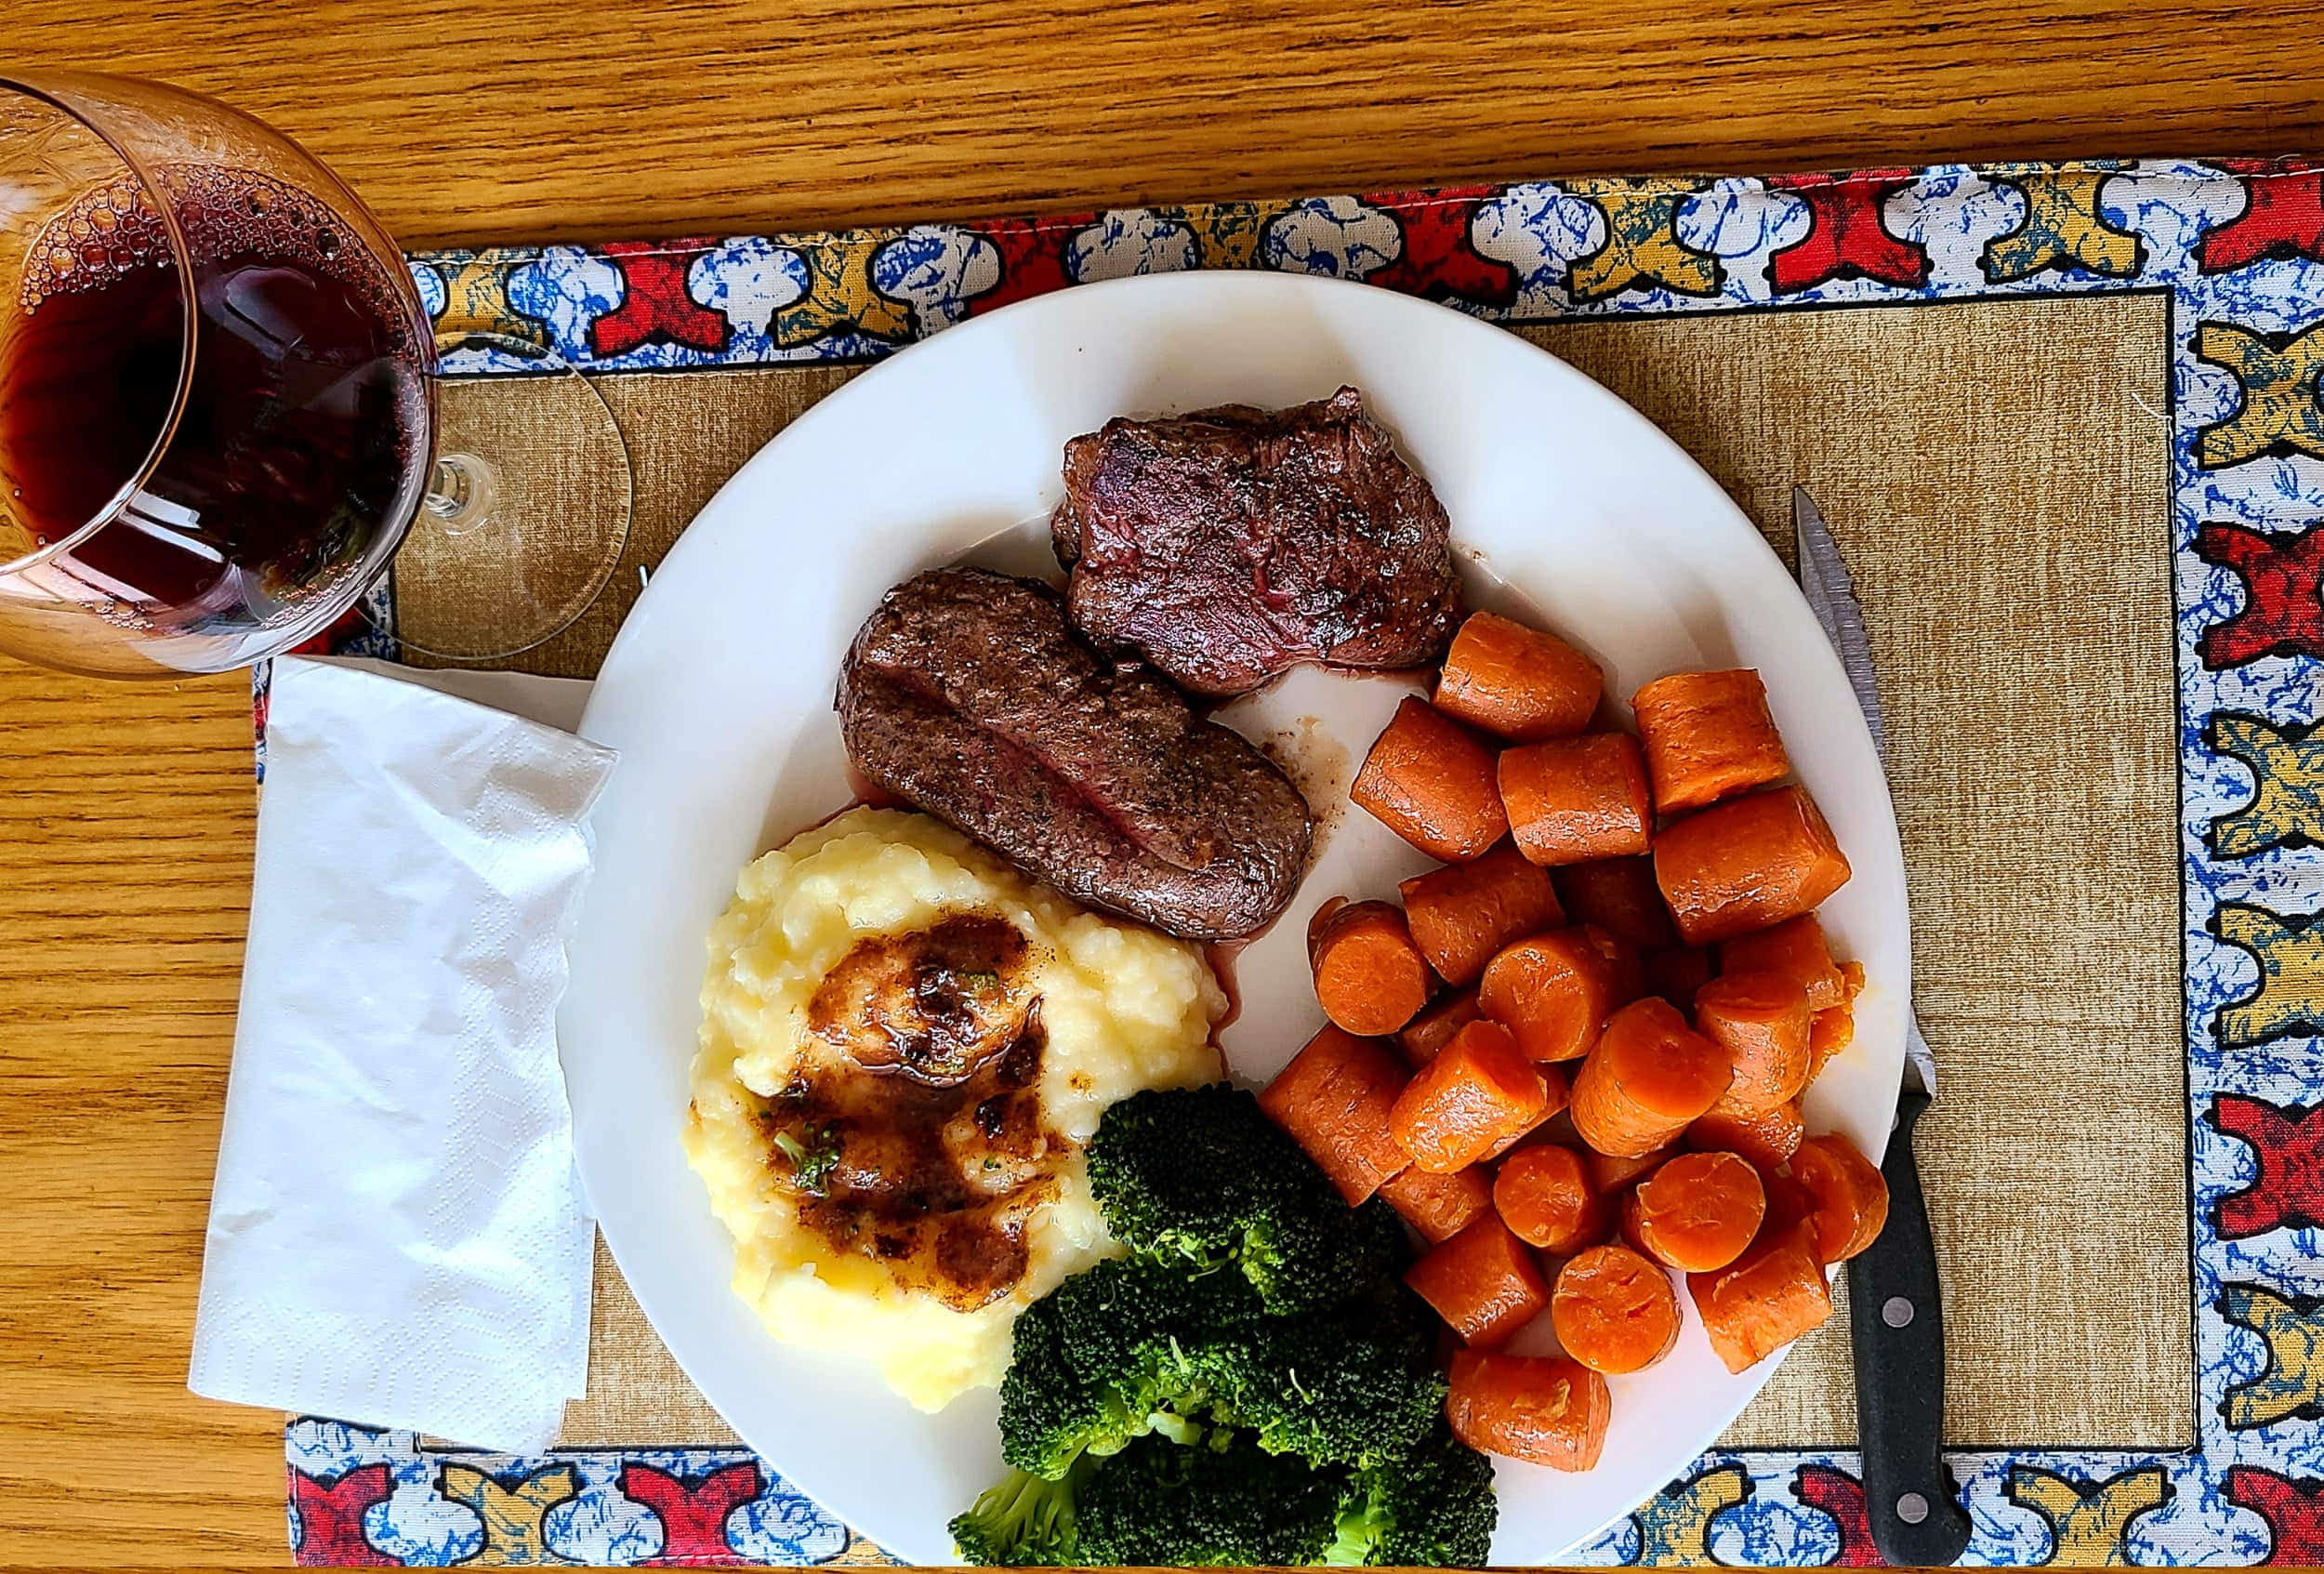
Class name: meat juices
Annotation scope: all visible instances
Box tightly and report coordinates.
[838,568,1314,941]
[1051,387,1463,697]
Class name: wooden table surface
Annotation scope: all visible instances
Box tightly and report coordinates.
[3,2,2319,1563]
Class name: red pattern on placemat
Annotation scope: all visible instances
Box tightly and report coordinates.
[291,1462,400,1566]
[1764,171,1931,294]
[1794,1462,1885,1565]
[621,1462,765,1567]
[2194,521,2324,668]
[2228,1467,2324,1564]
[591,240,732,357]
[2212,1094,2324,1238]
[962,214,1089,317]
[1361,186,1518,306]
[2199,160,2324,271]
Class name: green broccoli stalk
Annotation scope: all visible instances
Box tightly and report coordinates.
[949,1462,1084,1567]
[1086,1084,1411,1316]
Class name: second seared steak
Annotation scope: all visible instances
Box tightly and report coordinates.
[838,567,1314,941]
[1051,386,1461,696]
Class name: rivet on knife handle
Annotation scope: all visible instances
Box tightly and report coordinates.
[1846,1088,1972,1566]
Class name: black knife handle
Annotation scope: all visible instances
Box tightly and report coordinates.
[1846,1088,1973,1567]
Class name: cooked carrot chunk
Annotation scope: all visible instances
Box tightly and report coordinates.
[1401,841,1565,987]
[1688,1216,1832,1373]
[1499,733,1654,866]
[1790,1133,1890,1263]
[1388,1020,1560,1172]
[1396,988,1483,1067]
[1569,998,1734,1157]
[1687,1100,1805,1173]
[1404,1216,1552,1347]
[1310,899,1434,1037]
[1446,1349,1611,1471]
[1352,696,1509,862]
[1694,971,1814,1116]
[1493,1142,1610,1255]
[1632,668,1791,813]
[1720,914,1845,1012]
[1551,1243,1681,1374]
[1553,854,1679,948]
[1626,1150,1767,1272]
[1477,928,1622,1064]
[1257,1025,1411,1205]
[1434,611,1604,742]
[1654,786,1852,945]
[1380,1161,1496,1244]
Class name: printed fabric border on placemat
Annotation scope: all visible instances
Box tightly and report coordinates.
[276,158,2324,1566]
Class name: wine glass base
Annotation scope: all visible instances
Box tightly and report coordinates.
[374,338,634,664]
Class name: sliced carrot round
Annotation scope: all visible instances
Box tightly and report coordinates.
[1568,997,1734,1157]
[1494,1143,1609,1255]
[1790,1132,1890,1263]
[1446,1349,1612,1471]
[1627,1150,1767,1272]
[1694,971,1813,1116]
[1400,841,1565,988]
[1687,1101,1804,1174]
[1310,899,1434,1036]
[1477,927,1620,1063]
[1435,611,1604,743]
[1551,1243,1681,1374]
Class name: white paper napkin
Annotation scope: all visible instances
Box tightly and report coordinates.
[189,655,614,1454]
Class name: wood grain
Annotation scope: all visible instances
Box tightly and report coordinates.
[0,2,2313,1562]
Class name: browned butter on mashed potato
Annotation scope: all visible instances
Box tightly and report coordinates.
[686,805,1225,1410]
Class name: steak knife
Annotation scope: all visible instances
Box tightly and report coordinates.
[1793,487,1973,1567]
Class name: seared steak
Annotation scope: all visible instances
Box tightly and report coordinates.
[1051,386,1461,696]
[838,567,1314,940]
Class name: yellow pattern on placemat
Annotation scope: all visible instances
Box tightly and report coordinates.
[398,295,2189,1462]
[437,1462,580,1566]
[2003,1464,2172,1566]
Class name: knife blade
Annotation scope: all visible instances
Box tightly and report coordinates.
[1792,486,1971,1567]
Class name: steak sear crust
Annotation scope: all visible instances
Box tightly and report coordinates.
[1051,386,1461,696]
[838,567,1314,940]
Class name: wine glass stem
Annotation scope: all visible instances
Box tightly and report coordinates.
[422,452,500,537]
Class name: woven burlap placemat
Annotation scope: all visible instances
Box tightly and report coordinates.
[403,291,2186,1459]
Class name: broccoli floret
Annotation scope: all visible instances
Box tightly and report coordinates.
[999,1255,1262,1478]
[1323,1422,1499,1567]
[1076,1433,1351,1567]
[1088,1084,1411,1316]
[1000,1254,1446,1479]
[949,1463,1083,1567]
[1207,1290,1448,1470]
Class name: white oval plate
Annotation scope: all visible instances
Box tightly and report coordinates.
[561,271,1908,1566]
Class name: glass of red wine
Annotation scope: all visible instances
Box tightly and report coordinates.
[0,72,632,678]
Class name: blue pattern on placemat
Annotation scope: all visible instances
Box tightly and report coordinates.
[276,156,2324,1565]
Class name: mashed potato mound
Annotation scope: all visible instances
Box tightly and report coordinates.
[687,806,1225,1410]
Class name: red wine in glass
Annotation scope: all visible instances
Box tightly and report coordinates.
[2,163,430,645]
[0,72,634,679]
